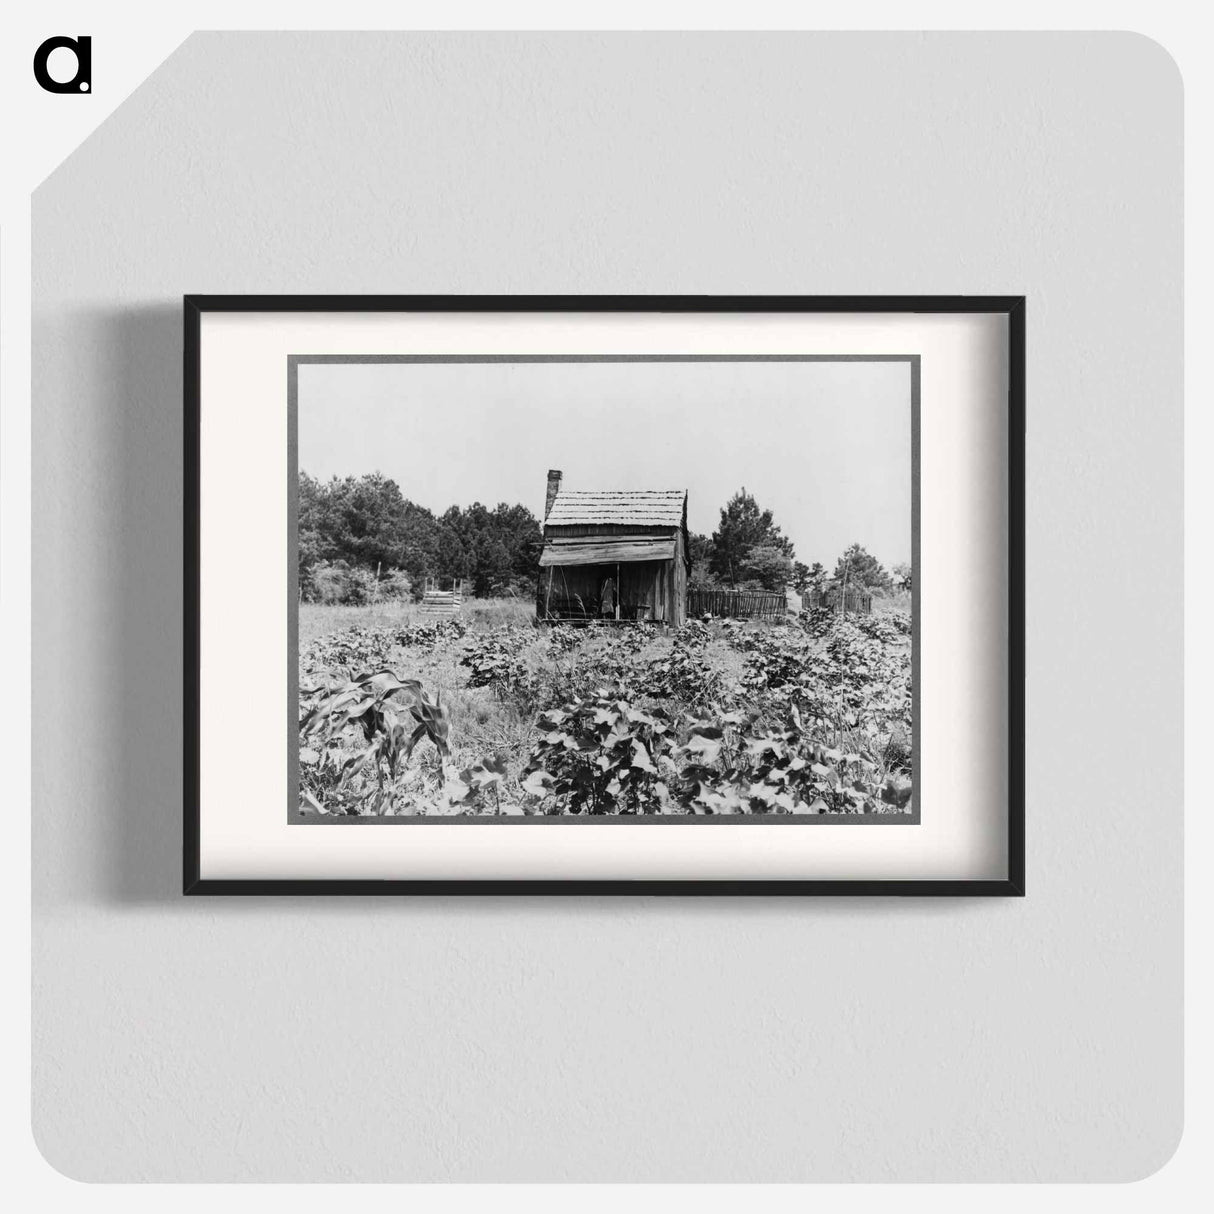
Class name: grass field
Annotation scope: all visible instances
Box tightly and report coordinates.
[299,595,534,648]
[298,596,913,817]
[873,592,912,615]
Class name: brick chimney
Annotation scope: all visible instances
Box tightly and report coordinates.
[544,469,562,521]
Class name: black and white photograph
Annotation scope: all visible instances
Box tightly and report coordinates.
[293,356,916,820]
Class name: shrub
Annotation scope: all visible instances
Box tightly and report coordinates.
[678,620,712,647]
[523,692,674,815]
[546,624,581,657]
[300,619,468,681]
[672,707,911,816]
[303,560,403,605]
[459,628,535,698]
[648,634,728,711]
[801,604,836,639]
[301,625,397,678]
[378,570,413,601]
[855,612,908,644]
[515,694,913,817]
[396,618,467,647]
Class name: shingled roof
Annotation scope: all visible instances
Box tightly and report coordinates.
[545,488,687,528]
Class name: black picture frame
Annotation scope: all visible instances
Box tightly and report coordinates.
[184,295,1024,896]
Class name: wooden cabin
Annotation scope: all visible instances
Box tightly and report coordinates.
[536,470,691,626]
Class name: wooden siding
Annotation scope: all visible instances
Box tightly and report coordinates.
[671,525,687,627]
[538,535,677,567]
[544,523,679,538]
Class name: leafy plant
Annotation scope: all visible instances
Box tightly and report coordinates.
[800,604,837,639]
[535,626,649,707]
[396,618,467,647]
[739,631,812,697]
[445,752,521,814]
[299,671,450,814]
[678,620,712,647]
[672,705,910,816]
[459,628,534,695]
[301,626,398,679]
[300,619,467,684]
[300,606,914,818]
[648,633,728,710]
[854,612,909,644]
[545,624,582,656]
[523,691,674,815]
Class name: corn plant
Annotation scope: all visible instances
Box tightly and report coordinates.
[299,671,450,813]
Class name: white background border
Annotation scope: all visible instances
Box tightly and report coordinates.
[199,309,1009,881]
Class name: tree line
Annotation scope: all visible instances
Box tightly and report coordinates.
[691,488,908,596]
[299,472,542,603]
[299,474,907,604]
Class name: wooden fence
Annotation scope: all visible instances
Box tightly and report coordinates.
[686,585,874,620]
[806,586,873,615]
[687,587,787,620]
[419,577,464,618]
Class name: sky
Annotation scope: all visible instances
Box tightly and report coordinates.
[298,359,912,571]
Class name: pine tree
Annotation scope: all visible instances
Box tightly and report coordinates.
[709,488,794,588]
[832,544,893,593]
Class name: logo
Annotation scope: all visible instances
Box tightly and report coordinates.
[33,35,91,94]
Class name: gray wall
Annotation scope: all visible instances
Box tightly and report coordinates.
[32,33,1182,1181]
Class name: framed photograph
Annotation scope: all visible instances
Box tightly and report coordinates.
[185,296,1023,894]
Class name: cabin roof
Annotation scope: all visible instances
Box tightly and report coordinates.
[545,488,686,528]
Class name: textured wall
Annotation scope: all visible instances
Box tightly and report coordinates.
[32,33,1182,1181]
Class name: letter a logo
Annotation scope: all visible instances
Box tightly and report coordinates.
[34,36,92,94]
